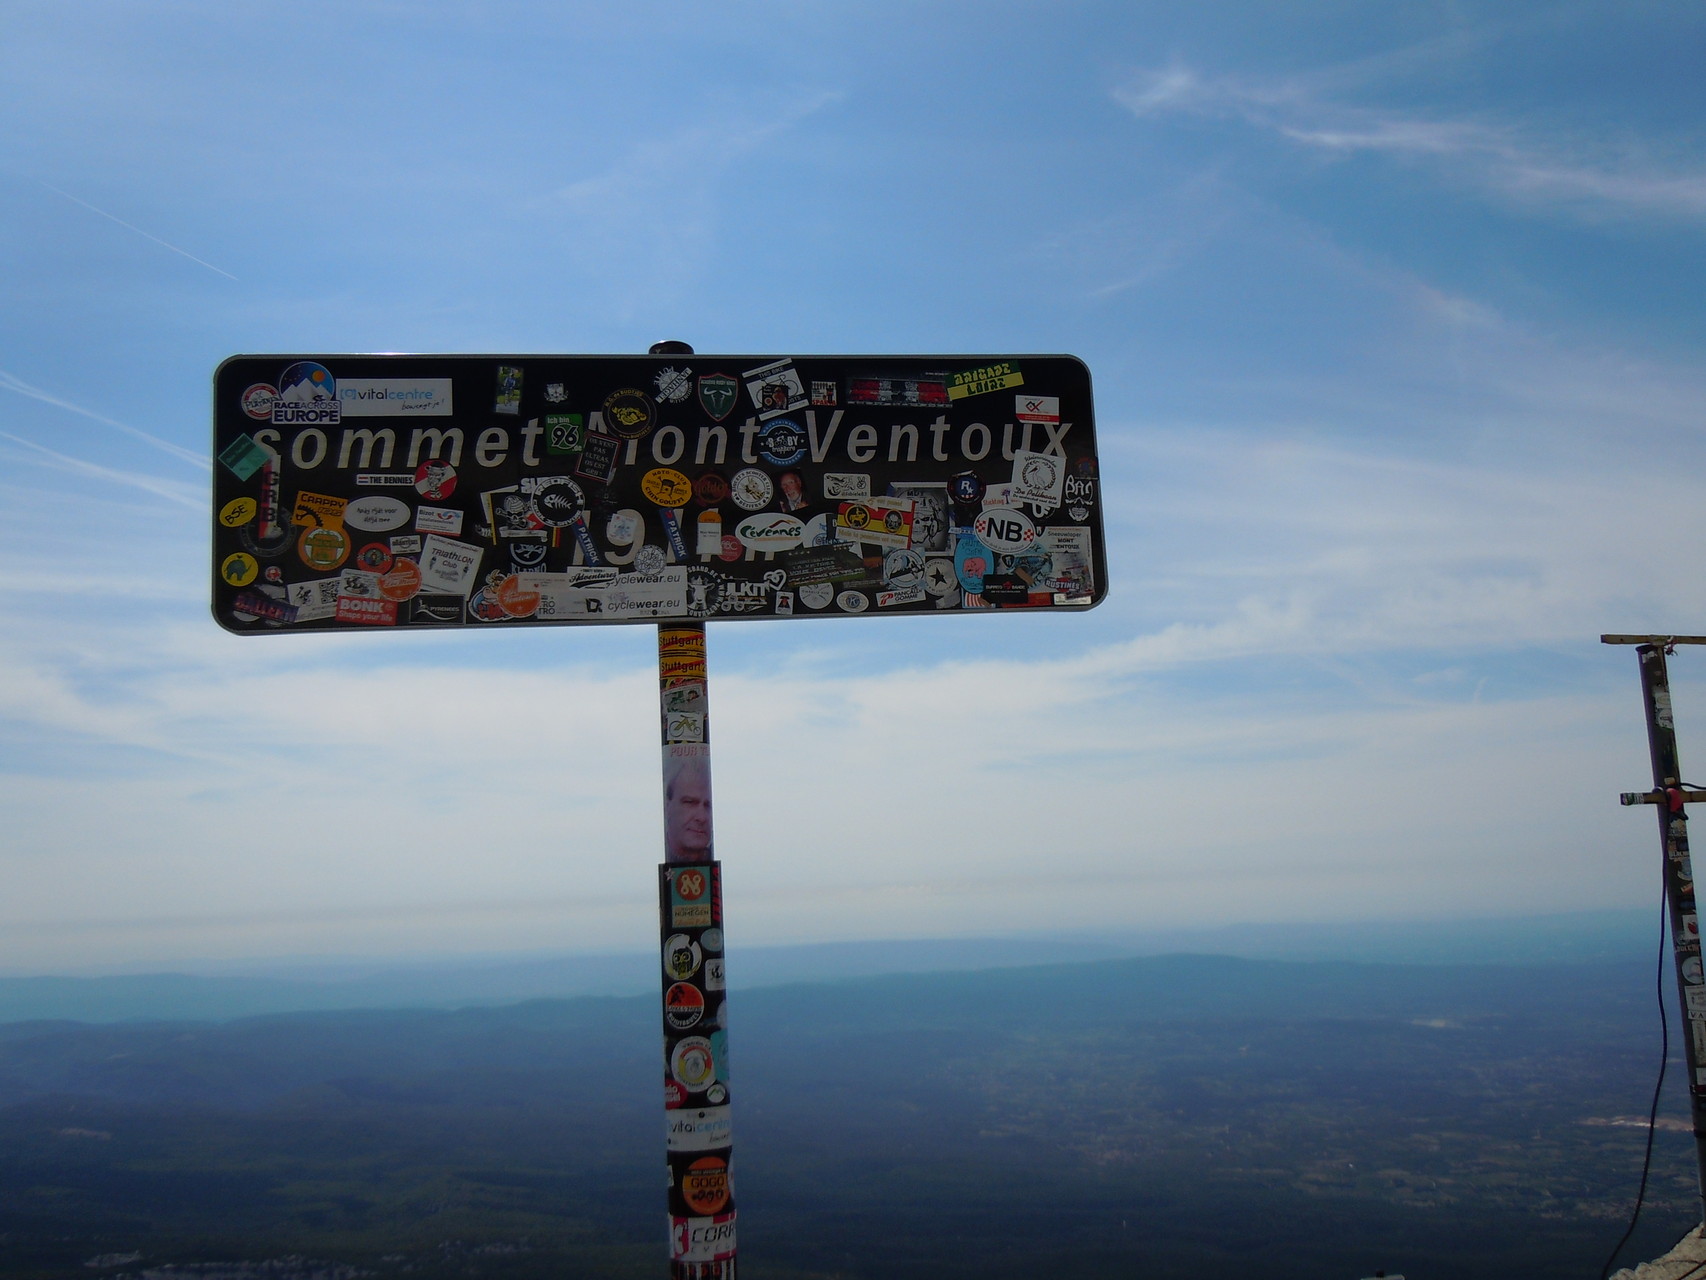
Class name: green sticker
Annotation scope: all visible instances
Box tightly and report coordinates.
[218,433,270,481]
[545,413,584,454]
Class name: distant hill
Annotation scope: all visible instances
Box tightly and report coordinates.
[0,952,1660,1109]
[0,908,1657,1024]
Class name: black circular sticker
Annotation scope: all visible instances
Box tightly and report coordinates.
[602,387,657,440]
[533,479,586,528]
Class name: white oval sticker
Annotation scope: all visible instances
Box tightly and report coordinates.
[973,507,1037,554]
[735,513,804,552]
[344,495,411,532]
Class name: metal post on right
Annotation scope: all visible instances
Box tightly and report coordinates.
[1608,633,1706,1219]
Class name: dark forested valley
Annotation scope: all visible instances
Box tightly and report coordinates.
[0,954,1694,1279]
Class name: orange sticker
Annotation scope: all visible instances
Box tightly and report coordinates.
[379,559,422,602]
[682,1157,730,1215]
[298,526,349,570]
[291,491,348,530]
[496,574,540,618]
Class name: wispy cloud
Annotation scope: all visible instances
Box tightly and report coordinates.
[1114,62,1706,221]
[532,90,845,311]
[37,180,238,280]
[0,370,209,469]
[0,430,202,508]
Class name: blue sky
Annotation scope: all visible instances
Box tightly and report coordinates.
[1,2,1703,972]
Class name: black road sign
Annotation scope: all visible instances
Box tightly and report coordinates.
[212,354,1104,632]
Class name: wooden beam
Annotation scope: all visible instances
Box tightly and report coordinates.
[1603,635,1706,645]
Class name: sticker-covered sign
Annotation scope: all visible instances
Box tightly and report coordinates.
[212,354,1103,632]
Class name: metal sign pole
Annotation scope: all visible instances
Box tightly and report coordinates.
[657,620,734,1276]
[650,341,735,1279]
[1607,634,1706,1217]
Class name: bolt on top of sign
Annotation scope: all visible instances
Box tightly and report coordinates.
[211,354,1104,632]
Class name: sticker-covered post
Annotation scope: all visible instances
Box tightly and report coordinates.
[1625,639,1706,1217]
[658,621,734,1276]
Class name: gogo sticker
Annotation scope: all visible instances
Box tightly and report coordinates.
[681,1156,730,1215]
[670,1036,717,1091]
[664,982,706,1031]
[664,932,702,981]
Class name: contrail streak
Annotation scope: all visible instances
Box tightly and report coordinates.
[38,180,239,281]
[0,370,210,469]
[0,430,202,509]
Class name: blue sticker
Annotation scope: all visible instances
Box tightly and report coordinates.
[954,531,991,594]
[757,418,807,467]
[710,1029,729,1083]
[570,515,603,566]
[660,508,690,561]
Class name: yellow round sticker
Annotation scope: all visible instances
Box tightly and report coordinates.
[220,552,259,587]
[641,467,692,508]
[219,497,258,527]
